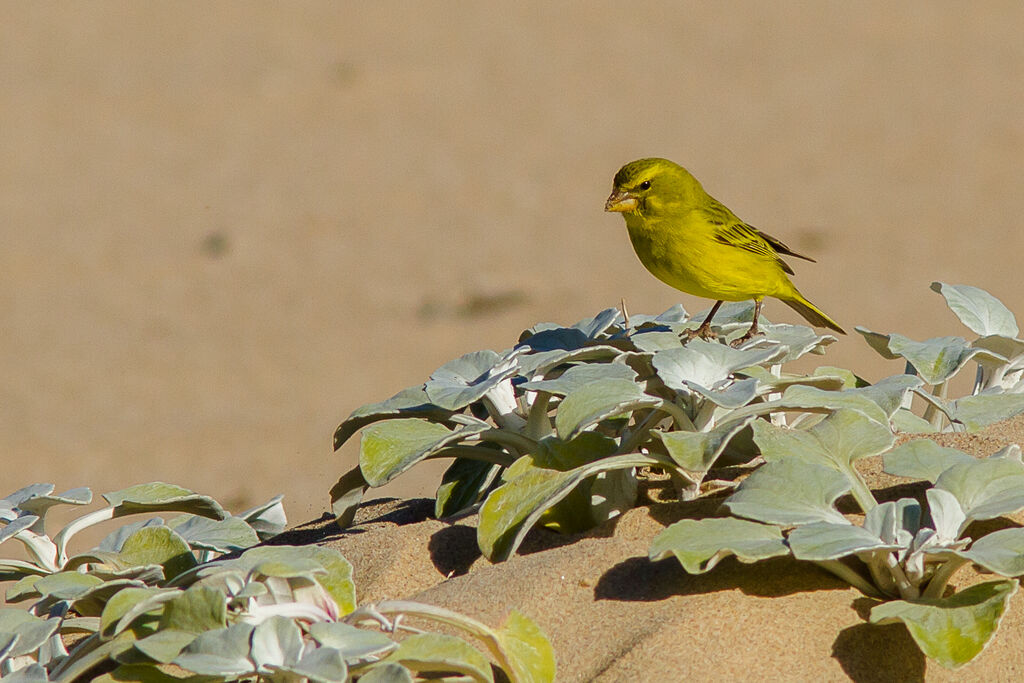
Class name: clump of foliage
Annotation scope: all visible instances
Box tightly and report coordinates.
[0,483,554,682]
[333,282,1024,668]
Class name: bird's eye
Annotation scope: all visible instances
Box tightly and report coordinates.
[638,180,652,190]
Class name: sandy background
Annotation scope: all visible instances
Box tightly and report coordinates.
[3,3,1024,526]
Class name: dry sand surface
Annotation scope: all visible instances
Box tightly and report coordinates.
[2,3,1024,678]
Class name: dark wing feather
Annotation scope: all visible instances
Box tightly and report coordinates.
[700,198,814,275]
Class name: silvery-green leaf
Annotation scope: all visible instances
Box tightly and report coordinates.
[885,334,976,386]
[728,384,889,426]
[688,378,759,409]
[629,329,685,352]
[167,515,260,553]
[882,440,975,483]
[515,345,623,379]
[173,623,256,677]
[572,307,622,338]
[869,579,1018,669]
[652,340,784,393]
[334,385,452,450]
[308,622,396,665]
[787,522,900,561]
[425,349,517,411]
[926,489,966,542]
[959,528,1024,576]
[739,365,846,394]
[98,519,165,553]
[435,458,501,518]
[132,586,228,662]
[0,609,60,658]
[102,483,228,521]
[851,375,924,418]
[744,323,837,362]
[330,466,368,529]
[943,392,1024,432]
[4,574,42,602]
[359,418,488,487]
[117,526,197,581]
[0,632,17,661]
[284,644,348,683]
[0,663,49,683]
[236,494,287,540]
[33,571,103,600]
[752,409,894,471]
[478,451,650,561]
[935,457,1024,530]
[16,487,92,533]
[589,468,639,528]
[388,633,494,682]
[554,378,660,440]
[856,327,902,360]
[251,616,304,671]
[360,662,414,683]
[891,408,938,433]
[2,484,56,508]
[648,517,788,573]
[724,459,851,526]
[863,498,921,546]
[625,303,690,329]
[0,515,38,545]
[519,362,637,395]
[931,282,1019,338]
[517,325,591,352]
[100,586,178,637]
[972,335,1024,364]
[657,417,754,476]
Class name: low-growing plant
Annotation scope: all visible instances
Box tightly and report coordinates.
[0,483,554,682]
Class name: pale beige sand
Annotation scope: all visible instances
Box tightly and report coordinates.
[272,416,1024,681]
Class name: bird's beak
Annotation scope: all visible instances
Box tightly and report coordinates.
[605,189,638,213]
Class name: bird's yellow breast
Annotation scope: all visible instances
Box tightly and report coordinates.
[624,211,793,302]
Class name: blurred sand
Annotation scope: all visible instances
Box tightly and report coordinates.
[2,3,1023,523]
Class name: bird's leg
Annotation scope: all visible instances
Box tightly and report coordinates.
[731,299,764,347]
[684,300,723,341]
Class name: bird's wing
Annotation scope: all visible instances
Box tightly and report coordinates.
[700,199,815,275]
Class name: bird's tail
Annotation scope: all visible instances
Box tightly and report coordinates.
[781,291,846,335]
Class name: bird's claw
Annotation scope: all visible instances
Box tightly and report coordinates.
[682,325,717,342]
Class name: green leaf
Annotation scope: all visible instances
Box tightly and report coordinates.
[359,418,488,487]
[284,644,348,683]
[931,282,1019,338]
[173,623,255,677]
[100,586,178,637]
[745,323,838,363]
[495,610,557,683]
[103,483,228,520]
[330,465,369,528]
[334,385,451,450]
[359,662,414,683]
[436,458,502,518]
[118,526,197,581]
[787,522,899,561]
[425,349,515,410]
[388,633,493,682]
[235,494,287,540]
[33,571,104,600]
[554,378,660,439]
[167,515,260,553]
[251,616,304,673]
[0,609,60,658]
[724,459,851,526]
[649,517,788,573]
[960,528,1024,577]
[886,334,977,386]
[657,417,754,476]
[943,392,1024,432]
[752,409,894,470]
[935,456,1024,529]
[308,621,396,665]
[870,579,1018,669]
[519,362,637,396]
[882,440,975,483]
[478,449,646,561]
[652,340,784,393]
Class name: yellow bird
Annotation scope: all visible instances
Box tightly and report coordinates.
[605,158,845,345]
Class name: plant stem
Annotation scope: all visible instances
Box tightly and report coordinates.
[921,557,970,599]
[524,391,553,440]
[814,560,885,599]
[653,399,696,431]
[473,429,537,454]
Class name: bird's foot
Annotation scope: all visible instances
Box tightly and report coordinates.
[683,324,717,342]
[730,324,762,347]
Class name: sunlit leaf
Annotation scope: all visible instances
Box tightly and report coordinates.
[931,282,1019,338]
[388,633,493,682]
[882,440,975,483]
[724,459,851,526]
[554,379,660,439]
[649,517,788,573]
[359,418,488,487]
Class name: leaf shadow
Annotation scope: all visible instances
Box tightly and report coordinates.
[427,524,481,578]
[832,617,924,682]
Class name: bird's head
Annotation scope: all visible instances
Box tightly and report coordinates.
[604,158,704,219]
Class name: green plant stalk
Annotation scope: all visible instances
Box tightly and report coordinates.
[616,409,663,455]
[923,381,948,430]
[47,631,135,682]
[482,381,527,432]
[692,399,718,431]
[524,391,553,441]
[11,529,60,573]
[814,559,885,599]
[472,429,537,455]
[429,446,517,468]
[52,507,117,567]
[920,556,971,599]
[652,398,696,431]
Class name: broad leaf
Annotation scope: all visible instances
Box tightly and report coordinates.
[787,522,900,561]
[388,633,493,682]
[494,610,557,683]
[554,379,660,439]
[935,457,1024,531]
[752,409,894,471]
[870,579,1018,669]
[359,418,488,487]
[724,459,851,526]
[334,385,451,449]
[931,282,1019,338]
[173,623,255,677]
[103,483,228,520]
[882,440,975,483]
[519,362,637,396]
[649,517,788,573]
